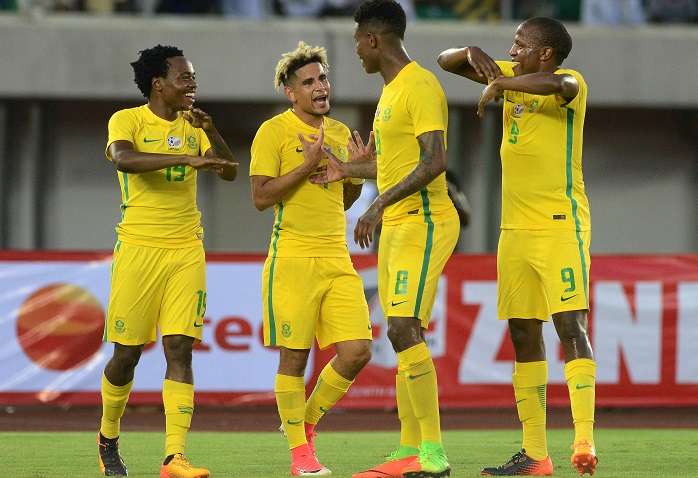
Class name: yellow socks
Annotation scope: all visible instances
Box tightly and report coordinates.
[565,358,596,444]
[275,374,307,449]
[396,371,422,449]
[513,361,548,460]
[398,342,442,444]
[100,373,133,439]
[305,363,353,426]
[162,379,194,457]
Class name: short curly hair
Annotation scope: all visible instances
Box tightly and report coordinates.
[524,17,572,64]
[354,0,406,40]
[274,41,329,91]
[130,45,184,99]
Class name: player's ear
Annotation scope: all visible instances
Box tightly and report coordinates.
[540,46,554,62]
[284,85,296,103]
[152,76,163,93]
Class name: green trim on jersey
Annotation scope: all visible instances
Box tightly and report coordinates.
[564,108,589,307]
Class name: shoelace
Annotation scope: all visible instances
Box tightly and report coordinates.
[295,453,323,472]
[416,446,434,464]
[169,454,191,470]
[385,450,403,461]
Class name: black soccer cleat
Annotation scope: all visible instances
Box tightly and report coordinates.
[98,432,128,476]
[481,449,553,476]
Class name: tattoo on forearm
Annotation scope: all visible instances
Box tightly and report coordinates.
[207,133,234,161]
[349,161,377,179]
[380,130,446,208]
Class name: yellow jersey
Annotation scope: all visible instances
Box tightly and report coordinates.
[105,105,212,248]
[497,61,590,231]
[373,61,455,225]
[250,109,352,258]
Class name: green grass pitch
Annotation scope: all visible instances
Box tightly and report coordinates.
[2,428,697,477]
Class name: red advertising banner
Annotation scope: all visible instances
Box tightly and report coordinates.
[312,254,698,408]
[1,251,697,408]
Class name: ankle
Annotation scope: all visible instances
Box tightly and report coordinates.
[291,443,312,460]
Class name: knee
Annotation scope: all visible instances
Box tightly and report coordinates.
[163,338,194,366]
[509,326,536,350]
[354,343,372,369]
[556,317,589,342]
[386,321,421,352]
[342,342,372,371]
[386,325,402,349]
[108,347,142,378]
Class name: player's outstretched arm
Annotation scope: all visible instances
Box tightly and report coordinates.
[185,106,238,181]
[437,46,501,84]
[309,147,377,185]
[109,140,235,175]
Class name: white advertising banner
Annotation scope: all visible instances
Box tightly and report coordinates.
[0,253,282,404]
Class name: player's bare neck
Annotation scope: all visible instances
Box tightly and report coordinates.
[380,50,411,85]
[292,108,323,129]
[148,100,179,122]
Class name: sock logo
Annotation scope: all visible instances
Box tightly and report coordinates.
[177,406,194,415]
[286,419,303,425]
[575,384,593,390]
[408,371,432,380]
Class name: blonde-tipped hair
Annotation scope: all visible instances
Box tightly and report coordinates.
[274,41,329,91]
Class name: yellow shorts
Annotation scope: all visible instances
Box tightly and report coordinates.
[262,256,371,350]
[497,229,591,321]
[104,241,207,345]
[377,213,460,326]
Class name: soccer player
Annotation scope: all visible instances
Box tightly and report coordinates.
[250,41,373,476]
[310,1,459,476]
[98,44,238,478]
[437,16,598,477]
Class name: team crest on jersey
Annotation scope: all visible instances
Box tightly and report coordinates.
[513,104,525,117]
[187,135,198,150]
[167,136,183,148]
[382,106,392,122]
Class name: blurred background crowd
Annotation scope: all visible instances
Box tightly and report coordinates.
[1,0,696,24]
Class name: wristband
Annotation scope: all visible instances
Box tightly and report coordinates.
[350,178,365,185]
